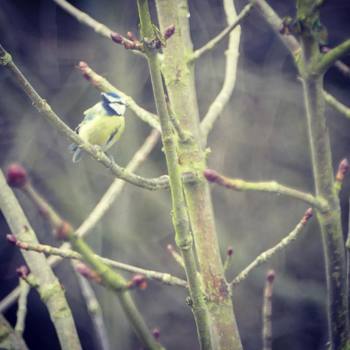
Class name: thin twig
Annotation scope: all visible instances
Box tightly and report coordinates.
[223,246,234,274]
[166,244,185,269]
[230,208,313,287]
[315,39,350,74]
[324,91,350,119]
[74,271,111,350]
[0,44,168,191]
[52,0,144,55]
[204,169,328,211]
[334,159,349,194]
[78,62,161,131]
[191,4,252,62]
[262,270,275,350]
[200,0,243,142]
[14,279,30,336]
[7,236,187,288]
[321,46,350,79]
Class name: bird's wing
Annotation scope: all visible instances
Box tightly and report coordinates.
[105,117,125,149]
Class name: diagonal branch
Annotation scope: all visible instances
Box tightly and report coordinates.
[0,44,168,191]
[52,0,144,55]
[315,39,350,74]
[204,169,328,211]
[324,91,350,119]
[200,0,243,143]
[190,3,252,62]
[249,0,300,56]
[8,236,187,288]
[230,208,313,288]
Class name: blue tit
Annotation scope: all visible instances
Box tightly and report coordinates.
[69,92,126,163]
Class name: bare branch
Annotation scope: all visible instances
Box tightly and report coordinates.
[204,169,328,211]
[74,272,111,350]
[200,0,242,142]
[0,171,82,350]
[262,270,275,350]
[52,0,144,55]
[14,279,30,336]
[316,40,350,74]
[324,91,350,119]
[335,158,349,194]
[230,209,313,287]
[0,314,28,350]
[191,4,252,62]
[7,236,187,288]
[223,246,234,274]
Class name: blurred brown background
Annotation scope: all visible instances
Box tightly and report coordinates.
[1,0,350,349]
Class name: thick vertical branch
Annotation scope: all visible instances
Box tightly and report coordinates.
[137,1,212,348]
[155,1,242,349]
[299,6,349,347]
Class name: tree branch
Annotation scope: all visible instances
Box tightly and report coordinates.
[0,171,82,350]
[200,0,243,143]
[190,3,252,62]
[324,91,350,119]
[249,0,300,56]
[74,272,111,350]
[316,39,350,74]
[52,0,144,55]
[262,270,275,350]
[0,44,169,191]
[204,169,328,211]
[14,279,30,336]
[8,236,187,288]
[230,208,313,288]
[0,314,28,350]
[137,1,212,348]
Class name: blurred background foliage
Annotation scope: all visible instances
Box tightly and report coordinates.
[1,0,350,349]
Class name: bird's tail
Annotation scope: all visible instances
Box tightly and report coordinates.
[69,144,84,163]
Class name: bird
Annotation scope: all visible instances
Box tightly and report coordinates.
[69,92,126,163]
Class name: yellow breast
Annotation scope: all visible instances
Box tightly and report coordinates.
[78,115,125,150]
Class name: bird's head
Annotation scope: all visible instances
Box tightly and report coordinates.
[101,92,126,116]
